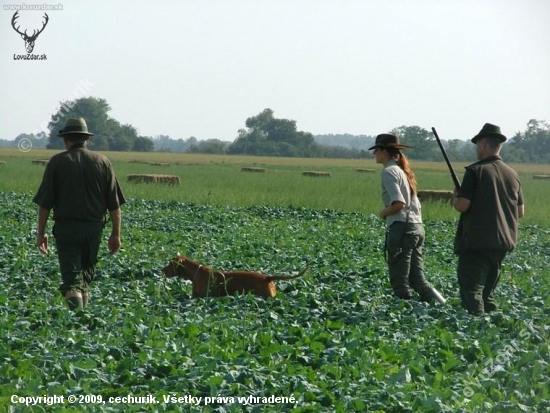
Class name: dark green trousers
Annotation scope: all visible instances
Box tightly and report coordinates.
[457,250,507,316]
[386,222,435,301]
[53,220,103,294]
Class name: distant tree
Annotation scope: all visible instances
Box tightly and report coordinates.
[108,122,136,151]
[457,141,476,162]
[390,125,439,160]
[47,97,112,149]
[445,139,463,161]
[45,96,149,152]
[14,133,47,149]
[153,135,178,152]
[500,144,526,163]
[0,134,48,149]
[314,134,375,151]
[228,129,268,155]
[153,135,208,152]
[228,108,319,157]
[186,136,199,148]
[188,139,230,154]
[133,136,154,152]
[507,119,550,163]
[88,135,109,151]
[444,138,476,162]
[245,108,275,130]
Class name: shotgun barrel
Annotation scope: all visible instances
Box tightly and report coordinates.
[431,127,461,191]
[430,286,447,304]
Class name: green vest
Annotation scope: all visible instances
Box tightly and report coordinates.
[33,143,125,221]
[454,155,523,253]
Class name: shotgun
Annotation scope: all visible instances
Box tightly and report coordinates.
[431,127,461,191]
[430,286,447,304]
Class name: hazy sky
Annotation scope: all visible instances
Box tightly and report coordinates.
[1,0,549,143]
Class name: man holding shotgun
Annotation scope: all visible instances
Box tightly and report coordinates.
[435,123,524,315]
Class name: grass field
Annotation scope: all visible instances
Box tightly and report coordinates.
[1,148,549,223]
[1,148,549,412]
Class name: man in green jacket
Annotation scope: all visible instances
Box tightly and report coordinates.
[453,123,525,315]
[33,118,126,311]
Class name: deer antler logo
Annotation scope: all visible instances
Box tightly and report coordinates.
[11,11,49,54]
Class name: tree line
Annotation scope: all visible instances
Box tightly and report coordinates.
[2,97,548,163]
[43,98,154,152]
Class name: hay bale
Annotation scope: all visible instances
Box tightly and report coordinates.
[241,167,266,173]
[0,161,6,166]
[417,190,454,204]
[127,174,154,184]
[149,162,171,167]
[127,174,180,185]
[533,174,550,180]
[155,174,180,184]
[32,159,49,165]
[356,168,375,173]
[302,171,331,177]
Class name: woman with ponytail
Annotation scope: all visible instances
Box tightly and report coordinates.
[369,133,444,303]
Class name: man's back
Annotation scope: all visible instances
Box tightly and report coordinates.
[454,156,523,253]
[34,144,119,222]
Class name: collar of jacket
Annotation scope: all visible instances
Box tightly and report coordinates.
[466,155,502,169]
[69,142,86,150]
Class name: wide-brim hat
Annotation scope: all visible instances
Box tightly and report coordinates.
[368,133,414,150]
[58,117,94,137]
[471,123,506,143]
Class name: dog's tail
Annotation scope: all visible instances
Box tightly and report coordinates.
[266,266,308,281]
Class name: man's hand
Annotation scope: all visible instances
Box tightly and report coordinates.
[453,194,471,213]
[37,233,48,254]
[36,207,50,254]
[108,234,121,254]
[108,208,122,254]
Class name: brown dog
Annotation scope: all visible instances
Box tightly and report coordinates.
[162,255,308,298]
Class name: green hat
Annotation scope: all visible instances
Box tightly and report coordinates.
[471,123,506,143]
[368,133,414,150]
[58,118,94,137]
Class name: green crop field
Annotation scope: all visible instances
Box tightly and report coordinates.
[1,148,549,412]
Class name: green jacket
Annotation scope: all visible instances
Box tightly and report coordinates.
[454,155,523,253]
[33,143,125,222]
